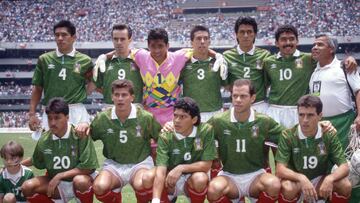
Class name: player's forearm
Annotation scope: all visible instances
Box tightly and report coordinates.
[57,168,94,181]
[355,90,360,110]
[208,49,217,58]
[152,166,167,199]
[276,163,304,182]
[328,163,349,182]
[21,157,32,167]
[29,86,43,114]
[86,81,97,95]
[178,160,212,174]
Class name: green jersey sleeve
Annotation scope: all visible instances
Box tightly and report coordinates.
[327,132,347,166]
[201,126,217,161]
[275,130,292,164]
[266,116,284,144]
[155,133,171,167]
[76,135,99,169]
[32,55,45,87]
[150,117,161,141]
[32,140,46,170]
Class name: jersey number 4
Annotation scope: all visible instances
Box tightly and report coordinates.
[58,68,67,80]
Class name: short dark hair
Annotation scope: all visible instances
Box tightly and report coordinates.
[174,97,201,126]
[45,97,69,116]
[147,28,169,44]
[234,17,258,34]
[111,79,134,95]
[112,24,132,39]
[190,25,210,41]
[232,79,256,96]
[53,20,76,36]
[275,24,298,42]
[0,141,24,159]
[297,95,323,115]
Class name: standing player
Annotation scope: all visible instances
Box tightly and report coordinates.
[93,24,143,104]
[309,34,360,203]
[0,141,34,203]
[223,17,270,113]
[79,79,161,203]
[180,25,226,122]
[276,95,351,203]
[29,20,93,132]
[21,98,99,203]
[207,79,283,203]
[151,97,216,203]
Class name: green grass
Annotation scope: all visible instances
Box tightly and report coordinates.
[0,133,191,203]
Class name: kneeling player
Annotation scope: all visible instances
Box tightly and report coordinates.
[21,98,99,203]
[206,79,283,203]
[276,95,352,203]
[151,97,216,203]
[79,79,161,203]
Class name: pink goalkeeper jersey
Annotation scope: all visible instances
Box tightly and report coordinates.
[132,49,191,126]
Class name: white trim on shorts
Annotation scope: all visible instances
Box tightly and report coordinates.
[200,109,223,122]
[252,100,269,114]
[267,104,298,128]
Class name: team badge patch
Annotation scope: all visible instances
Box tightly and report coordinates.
[71,145,77,156]
[312,81,321,96]
[136,124,142,137]
[256,60,263,70]
[130,62,138,71]
[318,141,327,155]
[48,64,55,69]
[209,62,215,71]
[251,125,259,137]
[74,62,81,73]
[295,58,303,69]
[194,137,203,151]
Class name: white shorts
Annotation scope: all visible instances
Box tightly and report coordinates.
[219,169,265,201]
[102,156,154,189]
[266,104,298,128]
[42,103,90,130]
[252,101,269,114]
[298,176,325,203]
[201,109,222,122]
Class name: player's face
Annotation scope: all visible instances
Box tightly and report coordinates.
[54,27,76,54]
[112,29,131,54]
[231,85,256,114]
[276,32,298,57]
[48,112,69,137]
[298,106,322,136]
[173,108,197,136]
[191,31,210,54]
[311,36,333,61]
[112,87,134,112]
[148,39,169,63]
[236,24,256,48]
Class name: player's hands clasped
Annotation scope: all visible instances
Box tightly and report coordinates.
[299,174,318,202]
[165,165,183,189]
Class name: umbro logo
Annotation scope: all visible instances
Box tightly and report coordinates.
[107,65,113,71]
[172,149,180,155]
[271,64,277,69]
[48,64,55,69]
[107,128,114,134]
[293,148,300,153]
[231,63,237,67]
[185,65,192,70]
[44,149,52,154]
[223,129,231,135]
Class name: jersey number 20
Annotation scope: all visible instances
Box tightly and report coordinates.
[53,156,70,169]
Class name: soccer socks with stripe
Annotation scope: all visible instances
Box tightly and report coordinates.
[27,193,54,203]
[95,190,122,203]
[135,188,152,203]
[256,191,277,203]
[75,187,94,203]
[185,182,207,203]
[332,192,349,203]
[278,193,298,203]
[210,195,232,203]
[160,189,171,203]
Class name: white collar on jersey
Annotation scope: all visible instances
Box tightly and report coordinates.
[315,56,340,71]
[297,123,322,140]
[56,47,76,57]
[230,107,255,123]
[237,45,255,56]
[52,123,71,140]
[175,126,198,140]
[111,52,132,60]
[190,56,212,63]
[2,165,25,184]
[111,103,137,120]
[276,49,300,59]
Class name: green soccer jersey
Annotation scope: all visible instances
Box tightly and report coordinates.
[32,50,93,105]
[32,124,99,180]
[0,166,34,201]
[275,124,347,180]
[208,108,284,174]
[156,123,216,171]
[180,58,223,112]
[263,51,317,105]
[224,46,271,102]
[90,104,161,164]
[95,56,144,104]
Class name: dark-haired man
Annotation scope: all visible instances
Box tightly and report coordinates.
[29,20,93,133]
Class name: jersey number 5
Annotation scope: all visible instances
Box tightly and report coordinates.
[119,130,128,143]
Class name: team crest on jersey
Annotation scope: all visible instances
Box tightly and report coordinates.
[209,62,214,71]
[43,149,52,154]
[293,148,300,154]
[136,124,142,137]
[74,62,81,73]
[318,141,327,155]
[271,64,277,69]
[172,149,180,155]
[107,128,114,134]
[295,58,303,69]
[194,137,203,151]
[130,62,138,71]
[48,64,55,69]
[223,129,231,135]
[251,125,259,137]
[255,60,263,70]
[71,145,77,156]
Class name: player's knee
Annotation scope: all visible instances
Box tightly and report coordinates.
[335,178,352,196]
[262,174,281,193]
[93,178,112,196]
[3,193,16,203]
[189,172,209,191]
[141,169,155,189]
[208,177,227,197]
[281,180,298,199]
[73,175,92,192]
[21,179,36,196]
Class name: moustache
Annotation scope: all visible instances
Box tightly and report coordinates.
[283,45,294,49]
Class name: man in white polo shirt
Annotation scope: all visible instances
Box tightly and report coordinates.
[309,33,360,203]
